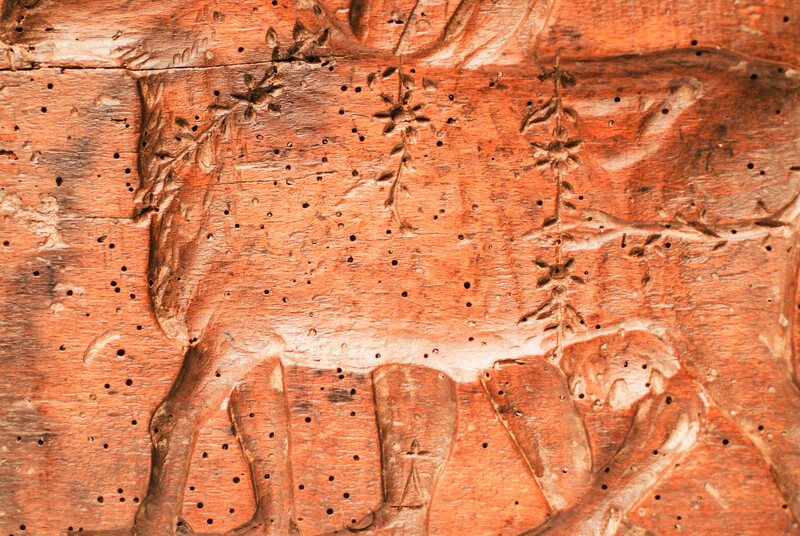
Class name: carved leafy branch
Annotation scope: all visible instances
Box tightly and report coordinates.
[519,55,586,346]
[133,24,326,223]
[368,66,434,234]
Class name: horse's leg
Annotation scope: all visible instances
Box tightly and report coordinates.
[328,364,458,536]
[690,352,800,520]
[670,239,800,521]
[482,359,592,513]
[225,358,299,536]
[132,331,285,536]
[519,373,704,536]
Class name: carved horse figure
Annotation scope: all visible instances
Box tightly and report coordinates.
[129,0,800,535]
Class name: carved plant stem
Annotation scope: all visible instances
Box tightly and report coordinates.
[520,53,585,357]
[371,64,432,233]
[387,129,409,226]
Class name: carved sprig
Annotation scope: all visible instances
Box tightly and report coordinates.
[520,54,586,350]
[519,258,585,331]
[134,28,306,223]
[370,66,432,234]
[523,193,800,251]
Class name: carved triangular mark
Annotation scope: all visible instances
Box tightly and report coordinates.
[397,460,425,508]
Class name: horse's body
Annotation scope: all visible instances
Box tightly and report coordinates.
[145,52,796,380]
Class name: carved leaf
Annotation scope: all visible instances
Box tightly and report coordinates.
[382,66,397,79]
[265,27,278,48]
[293,19,311,42]
[367,73,377,90]
[220,116,230,138]
[560,71,577,88]
[642,273,653,290]
[565,138,582,150]
[521,98,556,132]
[687,220,720,237]
[628,247,645,257]
[208,104,231,116]
[377,171,395,182]
[754,219,785,228]
[644,234,661,246]
[196,137,214,172]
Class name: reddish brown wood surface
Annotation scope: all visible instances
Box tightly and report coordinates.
[1,1,799,535]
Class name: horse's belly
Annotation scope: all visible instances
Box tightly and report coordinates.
[197,168,559,380]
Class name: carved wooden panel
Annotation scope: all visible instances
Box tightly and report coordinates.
[1,1,800,535]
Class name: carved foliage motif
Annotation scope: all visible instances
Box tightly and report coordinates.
[519,56,586,350]
[369,65,435,233]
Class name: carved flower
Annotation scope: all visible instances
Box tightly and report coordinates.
[371,68,429,139]
[231,67,284,122]
[531,126,582,174]
[519,258,585,328]
[533,257,584,289]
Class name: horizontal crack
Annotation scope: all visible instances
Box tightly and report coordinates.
[0,54,347,74]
